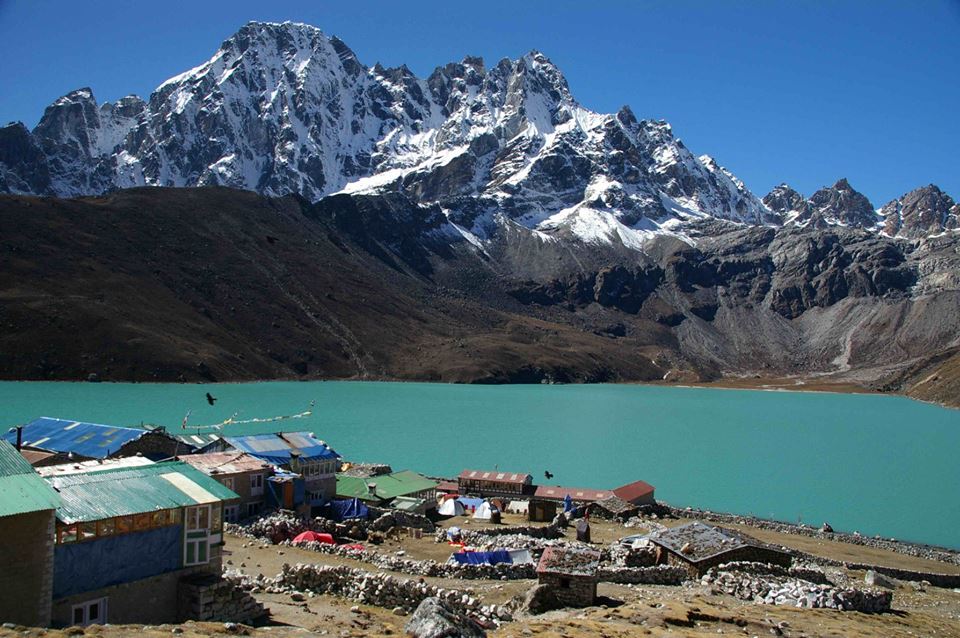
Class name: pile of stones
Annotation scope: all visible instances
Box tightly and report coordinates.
[225,511,345,543]
[247,563,513,627]
[702,566,892,612]
[608,541,657,567]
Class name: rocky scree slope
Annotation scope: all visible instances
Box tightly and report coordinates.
[1,187,958,406]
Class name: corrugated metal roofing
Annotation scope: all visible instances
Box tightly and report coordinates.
[47,460,239,524]
[37,456,155,477]
[458,469,531,484]
[180,452,272,476]
[172,432,222,448]
[222,431,339,465]
[336,470,437,502]
[2,417,146,459]
[534,486,611,502]
[0,441,60,517]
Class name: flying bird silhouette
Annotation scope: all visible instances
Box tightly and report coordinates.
[205,392,217,406]
[544,471,554,480]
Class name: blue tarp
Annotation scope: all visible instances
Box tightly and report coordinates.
[457,497,484,510]
[53,525,183,598]
[452,550,513,566]
[329,498,369,521]
[563,494,574,513]
[3,417,145,459]
[222,431,340,466]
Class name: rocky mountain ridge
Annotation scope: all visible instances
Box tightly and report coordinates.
[2,21,957,247]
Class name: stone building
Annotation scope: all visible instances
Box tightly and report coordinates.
[45,460,238,626]
[180,452,274,522]
[529,485,612,521]
[457,469,532,498]
[0,440,60,627]
[647,521,793,577]
[536,547,601,608]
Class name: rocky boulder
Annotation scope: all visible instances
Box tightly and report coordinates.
[405,597,486,638]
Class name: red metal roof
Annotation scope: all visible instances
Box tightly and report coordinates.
[180,452,273,475]
[436,480,459,492]
[534,485,611,502]
[458,469,531,484]
[612,480,655,503]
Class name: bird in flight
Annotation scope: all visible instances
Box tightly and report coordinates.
[206,392,217,406]
[544,470,554,480]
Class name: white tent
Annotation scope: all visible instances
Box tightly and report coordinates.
[472,501,494,520]
[438,498,465,516]
[506,500,529,514]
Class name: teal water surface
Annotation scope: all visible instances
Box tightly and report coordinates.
[1,381,957,549]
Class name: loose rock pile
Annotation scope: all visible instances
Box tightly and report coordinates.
[703,567,892,612]
[226,511,347,544]
[251,563,513,627]
[608,542,657,567]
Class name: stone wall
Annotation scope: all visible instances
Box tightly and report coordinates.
[253,563,512,627]
[283,539,536,580]
[0,509,55,627]
[178,573,266,623]
[538,573,596,608]
[597,565,688,585]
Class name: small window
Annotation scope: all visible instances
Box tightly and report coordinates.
[184,537,209,566]
[246,502,261,518]
[116,516,134,534]
[169,509,182,525]
[186,505,211,531]
[59,523,78,544]
[250,473,264,496]
[221,476,235,490]
[560,577,571,589]
[71,597,107,626]
[224,505,240,523]
[210,503,222,532]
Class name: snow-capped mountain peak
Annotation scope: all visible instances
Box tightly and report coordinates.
[1,21,953,245]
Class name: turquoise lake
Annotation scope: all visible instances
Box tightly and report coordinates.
[1,381,957,549]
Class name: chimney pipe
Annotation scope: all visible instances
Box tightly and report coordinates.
[15,426,22,451]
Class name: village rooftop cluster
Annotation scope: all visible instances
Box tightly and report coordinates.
[0,415,669,627]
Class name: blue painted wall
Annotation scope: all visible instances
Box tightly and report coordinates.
[53,525,183,599]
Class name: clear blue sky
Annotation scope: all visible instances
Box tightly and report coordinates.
[1,0,958,205]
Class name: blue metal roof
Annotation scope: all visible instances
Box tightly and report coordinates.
[2,417,146,460]
[222,431,340,466]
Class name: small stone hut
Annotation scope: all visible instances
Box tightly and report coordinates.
[647,521,792,577]
[536,547,601,608]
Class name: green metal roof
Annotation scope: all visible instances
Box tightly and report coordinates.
[336,470,437,503]
[47,460,240,524]
[0,441,60,518]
